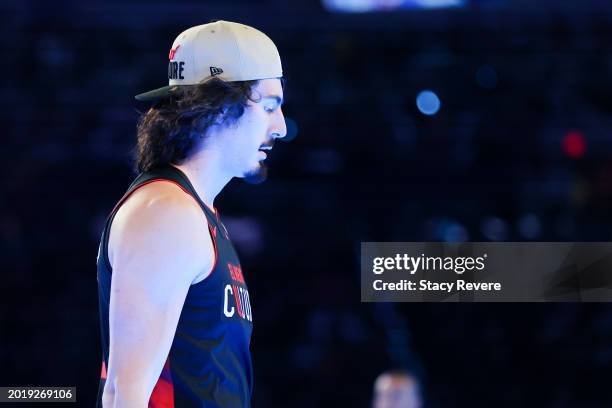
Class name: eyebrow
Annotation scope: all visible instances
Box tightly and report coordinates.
[262,95,283,106]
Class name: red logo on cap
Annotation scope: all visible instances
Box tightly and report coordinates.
[168,45,181,60]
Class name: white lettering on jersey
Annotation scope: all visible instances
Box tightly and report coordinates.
[224,284,235,317]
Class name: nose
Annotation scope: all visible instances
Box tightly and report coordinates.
[270,107,287,139]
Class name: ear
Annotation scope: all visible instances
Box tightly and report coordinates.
[213,107,229,126]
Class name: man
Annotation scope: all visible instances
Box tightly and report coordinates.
[96,20,286,407]
[372,370,423,408]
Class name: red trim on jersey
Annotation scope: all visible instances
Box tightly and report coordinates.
[148,357,175,408]
[100,360,107,379]
[207,221,219,279]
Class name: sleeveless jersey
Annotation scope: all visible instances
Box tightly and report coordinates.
[96,165,253,408]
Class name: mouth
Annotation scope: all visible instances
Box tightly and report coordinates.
[258,144,273,160]
[257,148,269,161]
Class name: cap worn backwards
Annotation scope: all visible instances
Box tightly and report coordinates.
[135,20,283,101]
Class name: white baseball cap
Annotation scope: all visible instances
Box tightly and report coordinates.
[135,20,283,101]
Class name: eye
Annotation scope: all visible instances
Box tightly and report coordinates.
[264,104,277,113]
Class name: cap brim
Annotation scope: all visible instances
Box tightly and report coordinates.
[134,85,176,101]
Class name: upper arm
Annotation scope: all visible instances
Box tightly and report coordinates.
[104,183,214,403]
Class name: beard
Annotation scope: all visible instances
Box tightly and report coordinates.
[243,160,268,184]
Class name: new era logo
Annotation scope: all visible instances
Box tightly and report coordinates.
[210,66,223,76]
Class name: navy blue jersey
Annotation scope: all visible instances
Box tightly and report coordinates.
[96,165,253,408]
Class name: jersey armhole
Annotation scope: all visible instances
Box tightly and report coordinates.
[192,220,219,285]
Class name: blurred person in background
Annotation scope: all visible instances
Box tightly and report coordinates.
[373,370,423,408]
[96,20,286,407]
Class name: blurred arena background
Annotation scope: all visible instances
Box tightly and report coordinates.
[2,0,612,406]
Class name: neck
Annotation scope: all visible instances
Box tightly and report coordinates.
[172,149,233,211]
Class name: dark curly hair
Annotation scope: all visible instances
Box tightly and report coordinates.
[135,78,259,173]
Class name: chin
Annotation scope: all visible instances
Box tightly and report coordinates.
[243,162,268,185]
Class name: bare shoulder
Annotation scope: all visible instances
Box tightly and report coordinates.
[124,181,201,217]
[108,180,214,284]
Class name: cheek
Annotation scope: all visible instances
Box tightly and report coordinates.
[246,108,270,134]
[229,109,269,160]
[244,119,269,148]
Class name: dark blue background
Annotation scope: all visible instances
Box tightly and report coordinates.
[2,0,612,406]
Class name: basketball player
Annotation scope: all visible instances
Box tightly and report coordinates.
[372,370,423,408]
[96,20,286,407]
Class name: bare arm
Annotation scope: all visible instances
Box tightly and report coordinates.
[102,183,214,407]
